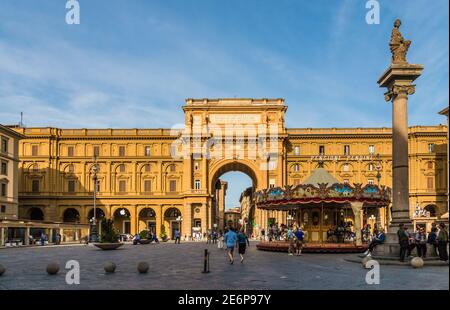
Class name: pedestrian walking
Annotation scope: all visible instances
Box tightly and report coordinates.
[224,227,238,264]
[40,232,46,246]
[175,229,181,244]
[237,230,250,263]
[437,223,448,262]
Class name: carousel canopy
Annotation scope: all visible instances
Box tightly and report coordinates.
[255,166,391,210]
[302,167,340,187]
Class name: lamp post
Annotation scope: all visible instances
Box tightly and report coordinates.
[89,156,100,243]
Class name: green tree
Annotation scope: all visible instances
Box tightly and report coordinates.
[100,218,119,243]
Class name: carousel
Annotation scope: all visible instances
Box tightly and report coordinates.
[255,164,391,253]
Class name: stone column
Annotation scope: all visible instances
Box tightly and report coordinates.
[201,203,208,237]
[25,227,30,245]
[378,64,423,230]
[351,202,364,246]
[183,203,192,238]
[0,227,5,246]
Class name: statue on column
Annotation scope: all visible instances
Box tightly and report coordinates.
[390,19,411,64]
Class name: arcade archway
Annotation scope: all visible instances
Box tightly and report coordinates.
[164,207,182,239]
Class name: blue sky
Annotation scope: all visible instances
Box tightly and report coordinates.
[0,0,448,208]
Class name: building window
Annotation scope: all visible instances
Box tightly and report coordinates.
[428,143,435,153]
[144,180,152,193]
[170,165,176,172]
[1,183,6,197]
[368,163,374,171]
[144,164,151,172]
[343,164,349,172]
[67,146,74,157]
[32,145,39,156]
[68,180,76,193]
[1,137,8,153]
[319,145,325,156]
[194,179,201,190]
[93,146,100,157]
[33,163,39,173]
[118,180,127,193]
[145,146,151,157]
[119,146,126,157]
[368,179,374,185]
[32,180,39,193]
[269,179,276,188]
[1,161,7,175]
[344,145,350,156]
[169,180,177,192]
[427,177,434,190]
[293,164,299,172]
[294,146,300,156]
[427,161,433,169]
[68,164,74,173]
[369,145,375,154]
[0,205,5,213]
[119,164,125,173]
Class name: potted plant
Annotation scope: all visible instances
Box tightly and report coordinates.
[94,218,123,250]
[160,224,168,242]
[139,229,151,244]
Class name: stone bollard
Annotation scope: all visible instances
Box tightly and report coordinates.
[411,257,424,269]
[104,262,116,273]
[0,264,5,276]
[46,262,60,275]
[137,262,149,274]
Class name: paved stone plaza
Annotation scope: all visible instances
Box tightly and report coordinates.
[0,242,448,290]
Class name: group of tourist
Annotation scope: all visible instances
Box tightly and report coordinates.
[363,222,449,262]
[220,227,250,264]
[287,226,305,256]
[397,222,448,262]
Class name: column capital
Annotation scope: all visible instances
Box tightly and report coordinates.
[384,84,416,102]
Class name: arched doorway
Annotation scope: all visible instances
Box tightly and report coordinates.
[164,207,182,240]
[113,208,131,235]
[63,208,80,223]
[209,160,258,235]
[87,208,106,222]
[28,207,44,221]
[138,208,157,234]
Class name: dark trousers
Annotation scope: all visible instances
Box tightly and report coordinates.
[175,237,180,244]
[407,243,416,256]
[368,240,382,252]
[399,245,408,262]
[438,241,448,261]
[416,243,427,257]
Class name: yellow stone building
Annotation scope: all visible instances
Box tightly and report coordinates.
[11,99,448,241]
